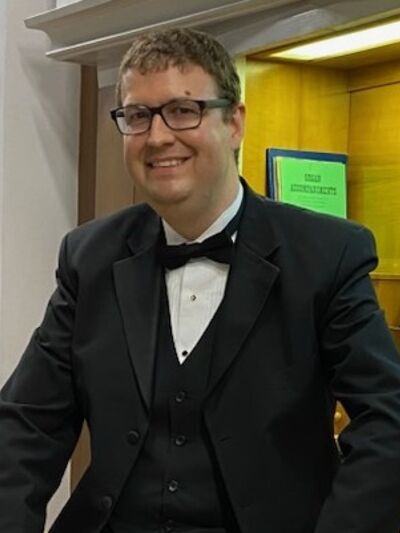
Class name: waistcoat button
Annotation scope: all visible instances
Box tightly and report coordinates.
[167,479,179,493]
[175,390,187,403]
[174,434,187,446]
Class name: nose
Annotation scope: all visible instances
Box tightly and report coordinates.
[146,112,175,147]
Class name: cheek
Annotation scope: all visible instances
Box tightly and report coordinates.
[123,140,140,169]
[123,139,131,162]
[192,130,226,162]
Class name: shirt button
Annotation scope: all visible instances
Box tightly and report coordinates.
[190,294,197,301]
[168,479,179,493]
[181,350,189,357]
[175,391,187,403]
[174,434,187,446]
[100,495,113,510]
[127,430,140,445]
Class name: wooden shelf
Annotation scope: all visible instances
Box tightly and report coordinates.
[371,272,400,280]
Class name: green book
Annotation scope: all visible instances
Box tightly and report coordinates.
[274,156,347,218]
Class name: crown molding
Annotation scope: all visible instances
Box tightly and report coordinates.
[25,0,400,69]
[25,0,298,62]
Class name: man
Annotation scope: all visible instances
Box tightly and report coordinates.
[1,27,400,533]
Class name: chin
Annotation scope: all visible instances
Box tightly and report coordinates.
[146,188,192,209]
[149,181,192,201]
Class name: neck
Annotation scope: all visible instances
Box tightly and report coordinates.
[164,213,220,241]
[160,181,240,241]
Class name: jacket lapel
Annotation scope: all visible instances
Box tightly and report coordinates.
[208,187,281,395]
[112,186,281,406]
[113,211,162,411]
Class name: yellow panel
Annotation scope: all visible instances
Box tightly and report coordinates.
[298,66,349,152]
[348,83,400,274]
[242,60,349,195]
[348,59,400,91]
[372,276,400,327]
[242,60,301,194]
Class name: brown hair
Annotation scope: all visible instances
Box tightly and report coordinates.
[116,27,241,111]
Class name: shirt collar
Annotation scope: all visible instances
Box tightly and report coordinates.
[162,182,243,245]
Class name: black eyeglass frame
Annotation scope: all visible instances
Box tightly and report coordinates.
[110,98,232,135]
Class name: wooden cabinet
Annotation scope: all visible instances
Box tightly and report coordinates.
[240,57,400,439]
[372,274,400,350]
[241,61,349,194]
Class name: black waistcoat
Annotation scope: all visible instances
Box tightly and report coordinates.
[108,282,239,533]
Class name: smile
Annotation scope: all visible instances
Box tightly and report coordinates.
[148,158,189,168]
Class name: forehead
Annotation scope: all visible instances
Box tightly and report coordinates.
[120,64,219,105]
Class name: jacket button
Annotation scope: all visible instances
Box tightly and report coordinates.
[127,430,140,445]
[101,495,113,510]
[167,479,179,493]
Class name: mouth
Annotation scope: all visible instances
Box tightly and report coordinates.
[147,157,190,169]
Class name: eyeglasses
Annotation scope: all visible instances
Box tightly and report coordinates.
[110,98,232,135]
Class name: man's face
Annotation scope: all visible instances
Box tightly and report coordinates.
[120,64,244,219]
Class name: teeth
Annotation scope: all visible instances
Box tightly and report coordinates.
[150,158,186,168]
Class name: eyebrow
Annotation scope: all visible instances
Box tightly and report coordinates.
[121,97,203,107]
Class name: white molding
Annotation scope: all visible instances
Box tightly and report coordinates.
[25,0,298,47]
[214,0,400,57]
[24,0,300,65]
[25,0,400,69]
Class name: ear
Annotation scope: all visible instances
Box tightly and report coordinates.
[229,102,246,150]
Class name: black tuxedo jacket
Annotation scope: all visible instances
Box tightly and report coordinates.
[1,182,400,533]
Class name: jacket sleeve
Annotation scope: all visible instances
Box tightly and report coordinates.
[0,234,83,533]
[315,226,400,533]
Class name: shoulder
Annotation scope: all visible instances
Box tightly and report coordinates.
[252,190,374,248]
[243,186,377,275]
[60,202,158,266]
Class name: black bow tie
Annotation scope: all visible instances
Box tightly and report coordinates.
[158,202,243,270]
[158,231,234,270]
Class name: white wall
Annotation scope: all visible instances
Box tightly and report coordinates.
[56,0,80,7]
[0,0,80,529]
[0,3,6,367]
[56,0,82,6]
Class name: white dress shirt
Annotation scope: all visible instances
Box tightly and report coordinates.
[162,184,243,364]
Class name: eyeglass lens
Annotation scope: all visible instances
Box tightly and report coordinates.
[116,100,202,134]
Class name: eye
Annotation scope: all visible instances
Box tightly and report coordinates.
[167,101,199,116]
[124,107,149,124]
